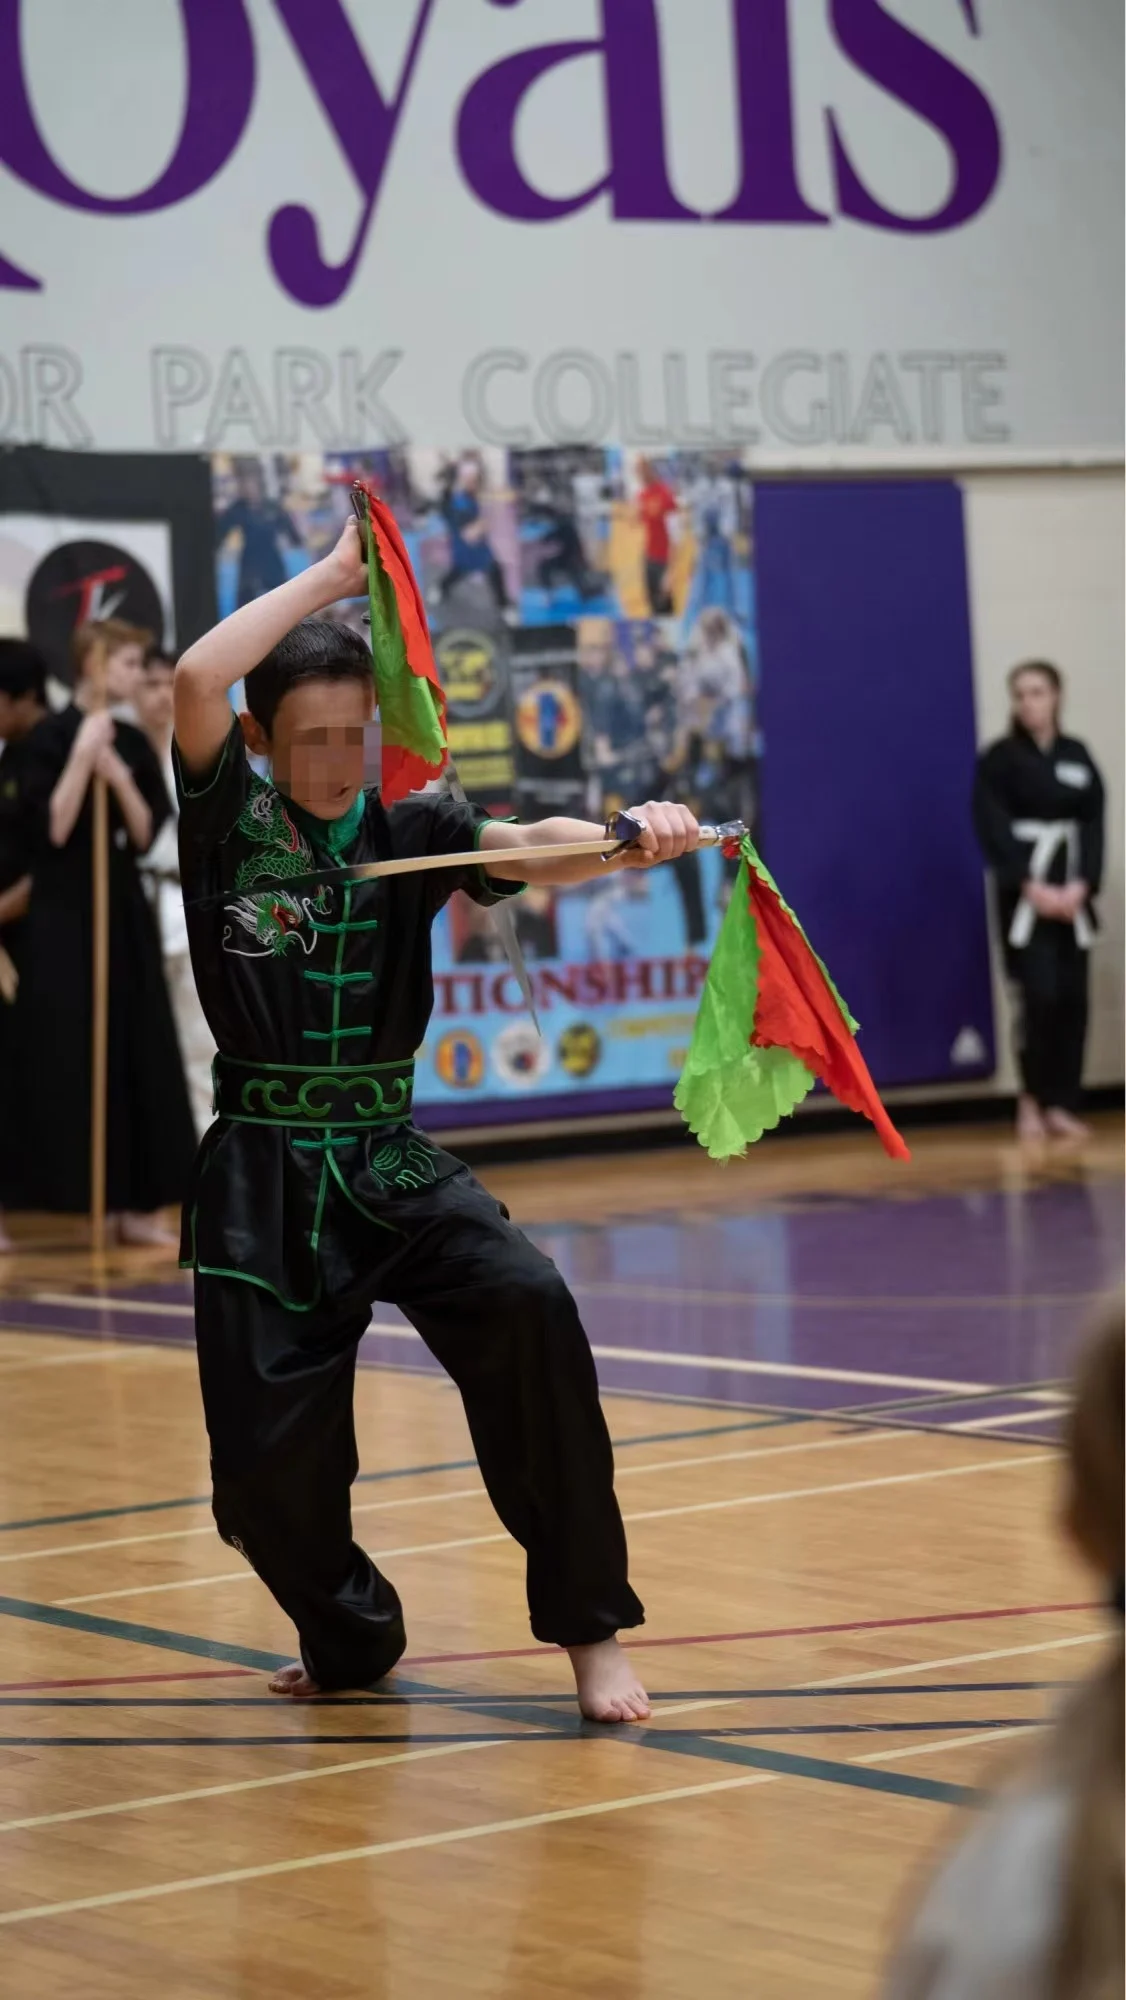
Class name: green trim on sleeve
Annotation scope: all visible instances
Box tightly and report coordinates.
[173,718,242,800]
[473,813,527,902]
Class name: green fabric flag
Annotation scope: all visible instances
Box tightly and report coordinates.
[674,851,817,1160]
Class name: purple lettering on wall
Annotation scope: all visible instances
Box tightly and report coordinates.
[457,0,696,223]
[827,0,1002,232]
[717,0,829,224]
[0,0,1005,300]
[0,0,255,289]
[267,0,437,307]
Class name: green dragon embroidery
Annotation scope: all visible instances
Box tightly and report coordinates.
[224,778,327,957]
[369,1135,441,1193]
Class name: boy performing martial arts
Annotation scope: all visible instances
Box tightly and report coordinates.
[174,513,701,1722]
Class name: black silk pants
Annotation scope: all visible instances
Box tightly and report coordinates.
[193,1169,643,1690]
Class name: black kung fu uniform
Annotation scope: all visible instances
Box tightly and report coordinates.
[0,728,36,1207]
[973,729,1104,1114]
[10,706,196,1213]
[177,722,642,1689]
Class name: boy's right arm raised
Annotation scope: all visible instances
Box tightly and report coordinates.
[173,521,369,775]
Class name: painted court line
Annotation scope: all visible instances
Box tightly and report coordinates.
[0,1669,257,1696]
[0,1739,510,1832]
[0,1716,1000,1928]
[0,1684,1056,1843]
[0,1719,1031,1746]
[949,1408,1065,1434]
[568,1282,1100,1313]
[2,1429,899,1572]
[856,1725,1039,1767]
[0,1348,155,1376]
[56,1451,1054,1609]
[30,1294,194,1316]
[657,1633,1105,1720]
[24,1293,1024,1398]
[0,1416,796,1538]
[0,1771,786,1926]
[399,1598,1096,1669]
[0,1681,1059,1711]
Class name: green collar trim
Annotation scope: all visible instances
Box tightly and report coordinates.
[285,790,366,860]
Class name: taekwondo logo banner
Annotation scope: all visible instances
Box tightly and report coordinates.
[0,514,172,689]
[0,2,1120,459]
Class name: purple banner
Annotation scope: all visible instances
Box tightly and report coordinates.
[755,478,994,1088]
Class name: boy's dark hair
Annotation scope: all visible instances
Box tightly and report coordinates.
[144,642,176,671]
[0,638,48,704]
[244,618,373,736]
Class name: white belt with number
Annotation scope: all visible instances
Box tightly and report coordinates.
[1008,819,1094,949]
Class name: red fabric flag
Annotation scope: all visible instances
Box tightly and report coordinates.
[747,870,910,1161]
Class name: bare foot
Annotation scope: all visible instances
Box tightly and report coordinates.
[1016,1095,1047,1144]
[1044,1107,1092,1141]
[117,1211,179,1248]
[268,1662,320,1698]
[567,1638,651,1724]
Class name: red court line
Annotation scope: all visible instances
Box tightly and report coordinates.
[400,1600,1098,1668]
[0,1599,1097,1692]
[0,1667,255,1694]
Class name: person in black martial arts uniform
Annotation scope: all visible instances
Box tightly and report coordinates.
[11,619,196,1238]
[0,640,49,1250]
[173,516,701,1720]
[973,661,1104,1144]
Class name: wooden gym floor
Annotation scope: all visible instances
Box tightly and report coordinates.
[0,1115,1121,1998]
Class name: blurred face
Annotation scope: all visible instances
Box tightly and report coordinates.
[134,662,175,736]
[101,642,145,705]
[1010,669,1059,740]
[0,687,44,740]
[242,675,374,819]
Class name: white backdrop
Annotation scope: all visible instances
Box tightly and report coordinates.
[0,0,1122,458]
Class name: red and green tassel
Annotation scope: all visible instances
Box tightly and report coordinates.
[356,483,447,804]
[675,836,910,1161]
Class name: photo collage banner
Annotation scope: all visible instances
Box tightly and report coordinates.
[211,446,760,1123]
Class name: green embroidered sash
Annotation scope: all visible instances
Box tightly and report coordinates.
[212,1054,414,1128]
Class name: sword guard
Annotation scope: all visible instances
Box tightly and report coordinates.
[604,810,648,854]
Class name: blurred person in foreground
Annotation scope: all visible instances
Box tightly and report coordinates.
[10,619,195,1242]
[973,663,1104,1144]
[885,1298,1124,2000]
[134,647,217,1138]
[0,639,49,1251]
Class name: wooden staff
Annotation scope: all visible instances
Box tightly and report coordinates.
[88,640,110,1254]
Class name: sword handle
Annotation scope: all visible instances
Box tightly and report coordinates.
[605,810,748,850]
[699,820,749,847]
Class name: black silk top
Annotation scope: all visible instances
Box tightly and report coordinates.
[176,721,519,1308]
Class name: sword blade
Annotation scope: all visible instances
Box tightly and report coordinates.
[187,824,745,907]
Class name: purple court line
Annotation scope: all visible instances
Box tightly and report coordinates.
[399,1599,1099,1668]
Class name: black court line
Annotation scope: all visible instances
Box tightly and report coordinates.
[0,1413,801,1536]
[0,1719,1031,1748]
[0,1594,987,1806]
[619,1731,980,1807]
[0,1680,1063,1708]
